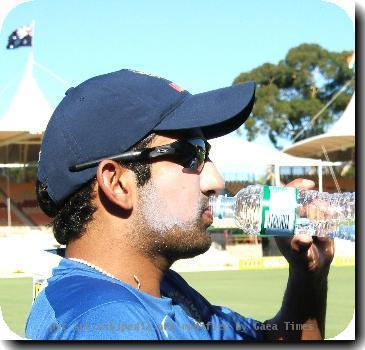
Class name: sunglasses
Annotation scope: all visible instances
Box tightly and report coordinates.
[69,137,211,173]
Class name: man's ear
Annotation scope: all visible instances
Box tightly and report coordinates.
[96,160,134,210]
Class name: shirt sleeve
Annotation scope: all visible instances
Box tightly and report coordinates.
[60,301,162,340]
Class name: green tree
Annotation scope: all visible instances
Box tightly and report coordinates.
[234,44,354,149]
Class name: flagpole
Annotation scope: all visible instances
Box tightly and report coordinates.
[3,18,35,226]
[30,19,35,66]
[29,18,71,87]
[31,19,35,51]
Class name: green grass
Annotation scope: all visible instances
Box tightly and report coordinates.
[180,266,355,339]
[0,266,354,339]
[0,277,33,337]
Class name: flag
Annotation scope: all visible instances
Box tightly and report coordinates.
[6,24,32,49]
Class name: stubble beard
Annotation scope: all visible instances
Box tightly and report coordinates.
[132,181,212,263]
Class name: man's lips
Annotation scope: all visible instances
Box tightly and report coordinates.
[203,207,212,215]
[202,207,213,225]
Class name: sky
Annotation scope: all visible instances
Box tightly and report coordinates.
[0,0,355,148]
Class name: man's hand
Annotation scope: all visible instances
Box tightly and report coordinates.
[263,178,335,340]
[275,178,334,279]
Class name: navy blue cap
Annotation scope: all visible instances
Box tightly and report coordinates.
[38,69,255,204]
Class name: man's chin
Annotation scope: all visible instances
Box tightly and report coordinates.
[173,235,212,260]
[144,223,212,261]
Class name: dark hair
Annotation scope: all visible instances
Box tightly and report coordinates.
[36,133,156,245]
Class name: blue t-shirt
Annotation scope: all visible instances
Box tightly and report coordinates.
[25,259,264,340]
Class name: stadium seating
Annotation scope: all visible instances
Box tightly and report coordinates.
[0,180,50,227]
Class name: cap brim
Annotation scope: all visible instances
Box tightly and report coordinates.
[154,81,255,139]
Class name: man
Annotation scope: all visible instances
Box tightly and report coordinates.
[26,69,334,340]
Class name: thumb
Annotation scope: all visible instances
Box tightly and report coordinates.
[286,178,315,190]
[291,234,313,253]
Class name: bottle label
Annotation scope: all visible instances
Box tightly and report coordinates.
[260,186,298,236]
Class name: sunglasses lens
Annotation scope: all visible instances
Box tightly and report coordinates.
[184,157,200,170]
[166,137,210,171]
[184,138,209,171]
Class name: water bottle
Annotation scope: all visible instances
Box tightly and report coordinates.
[209,185,355,241]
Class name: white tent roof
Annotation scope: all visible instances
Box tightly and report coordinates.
[209,134,332,181]
[283,94,355,158]
[0,52,53,148]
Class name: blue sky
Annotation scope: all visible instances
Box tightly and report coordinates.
[0,0,354,147]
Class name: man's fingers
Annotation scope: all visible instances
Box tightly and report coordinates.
[286,178,315,190]
[306,245,320,272]
[312,236,335,260]
[288,235,319,272]
[275,234,312,256]
[291,234,313,253]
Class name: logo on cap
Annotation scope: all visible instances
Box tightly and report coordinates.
[169,82,185,93]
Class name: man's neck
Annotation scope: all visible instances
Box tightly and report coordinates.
[65,236,171,298]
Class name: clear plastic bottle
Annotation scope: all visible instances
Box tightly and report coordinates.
[209,185,355,241]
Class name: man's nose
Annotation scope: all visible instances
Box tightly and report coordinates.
[200,161,225,195]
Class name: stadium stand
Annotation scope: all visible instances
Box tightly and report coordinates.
[0,179,50,227]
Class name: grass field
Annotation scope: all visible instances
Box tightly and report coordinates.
[181,266,355,339]
[0,266,354,339]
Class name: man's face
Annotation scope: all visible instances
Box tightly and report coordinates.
[133,132,225,262]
